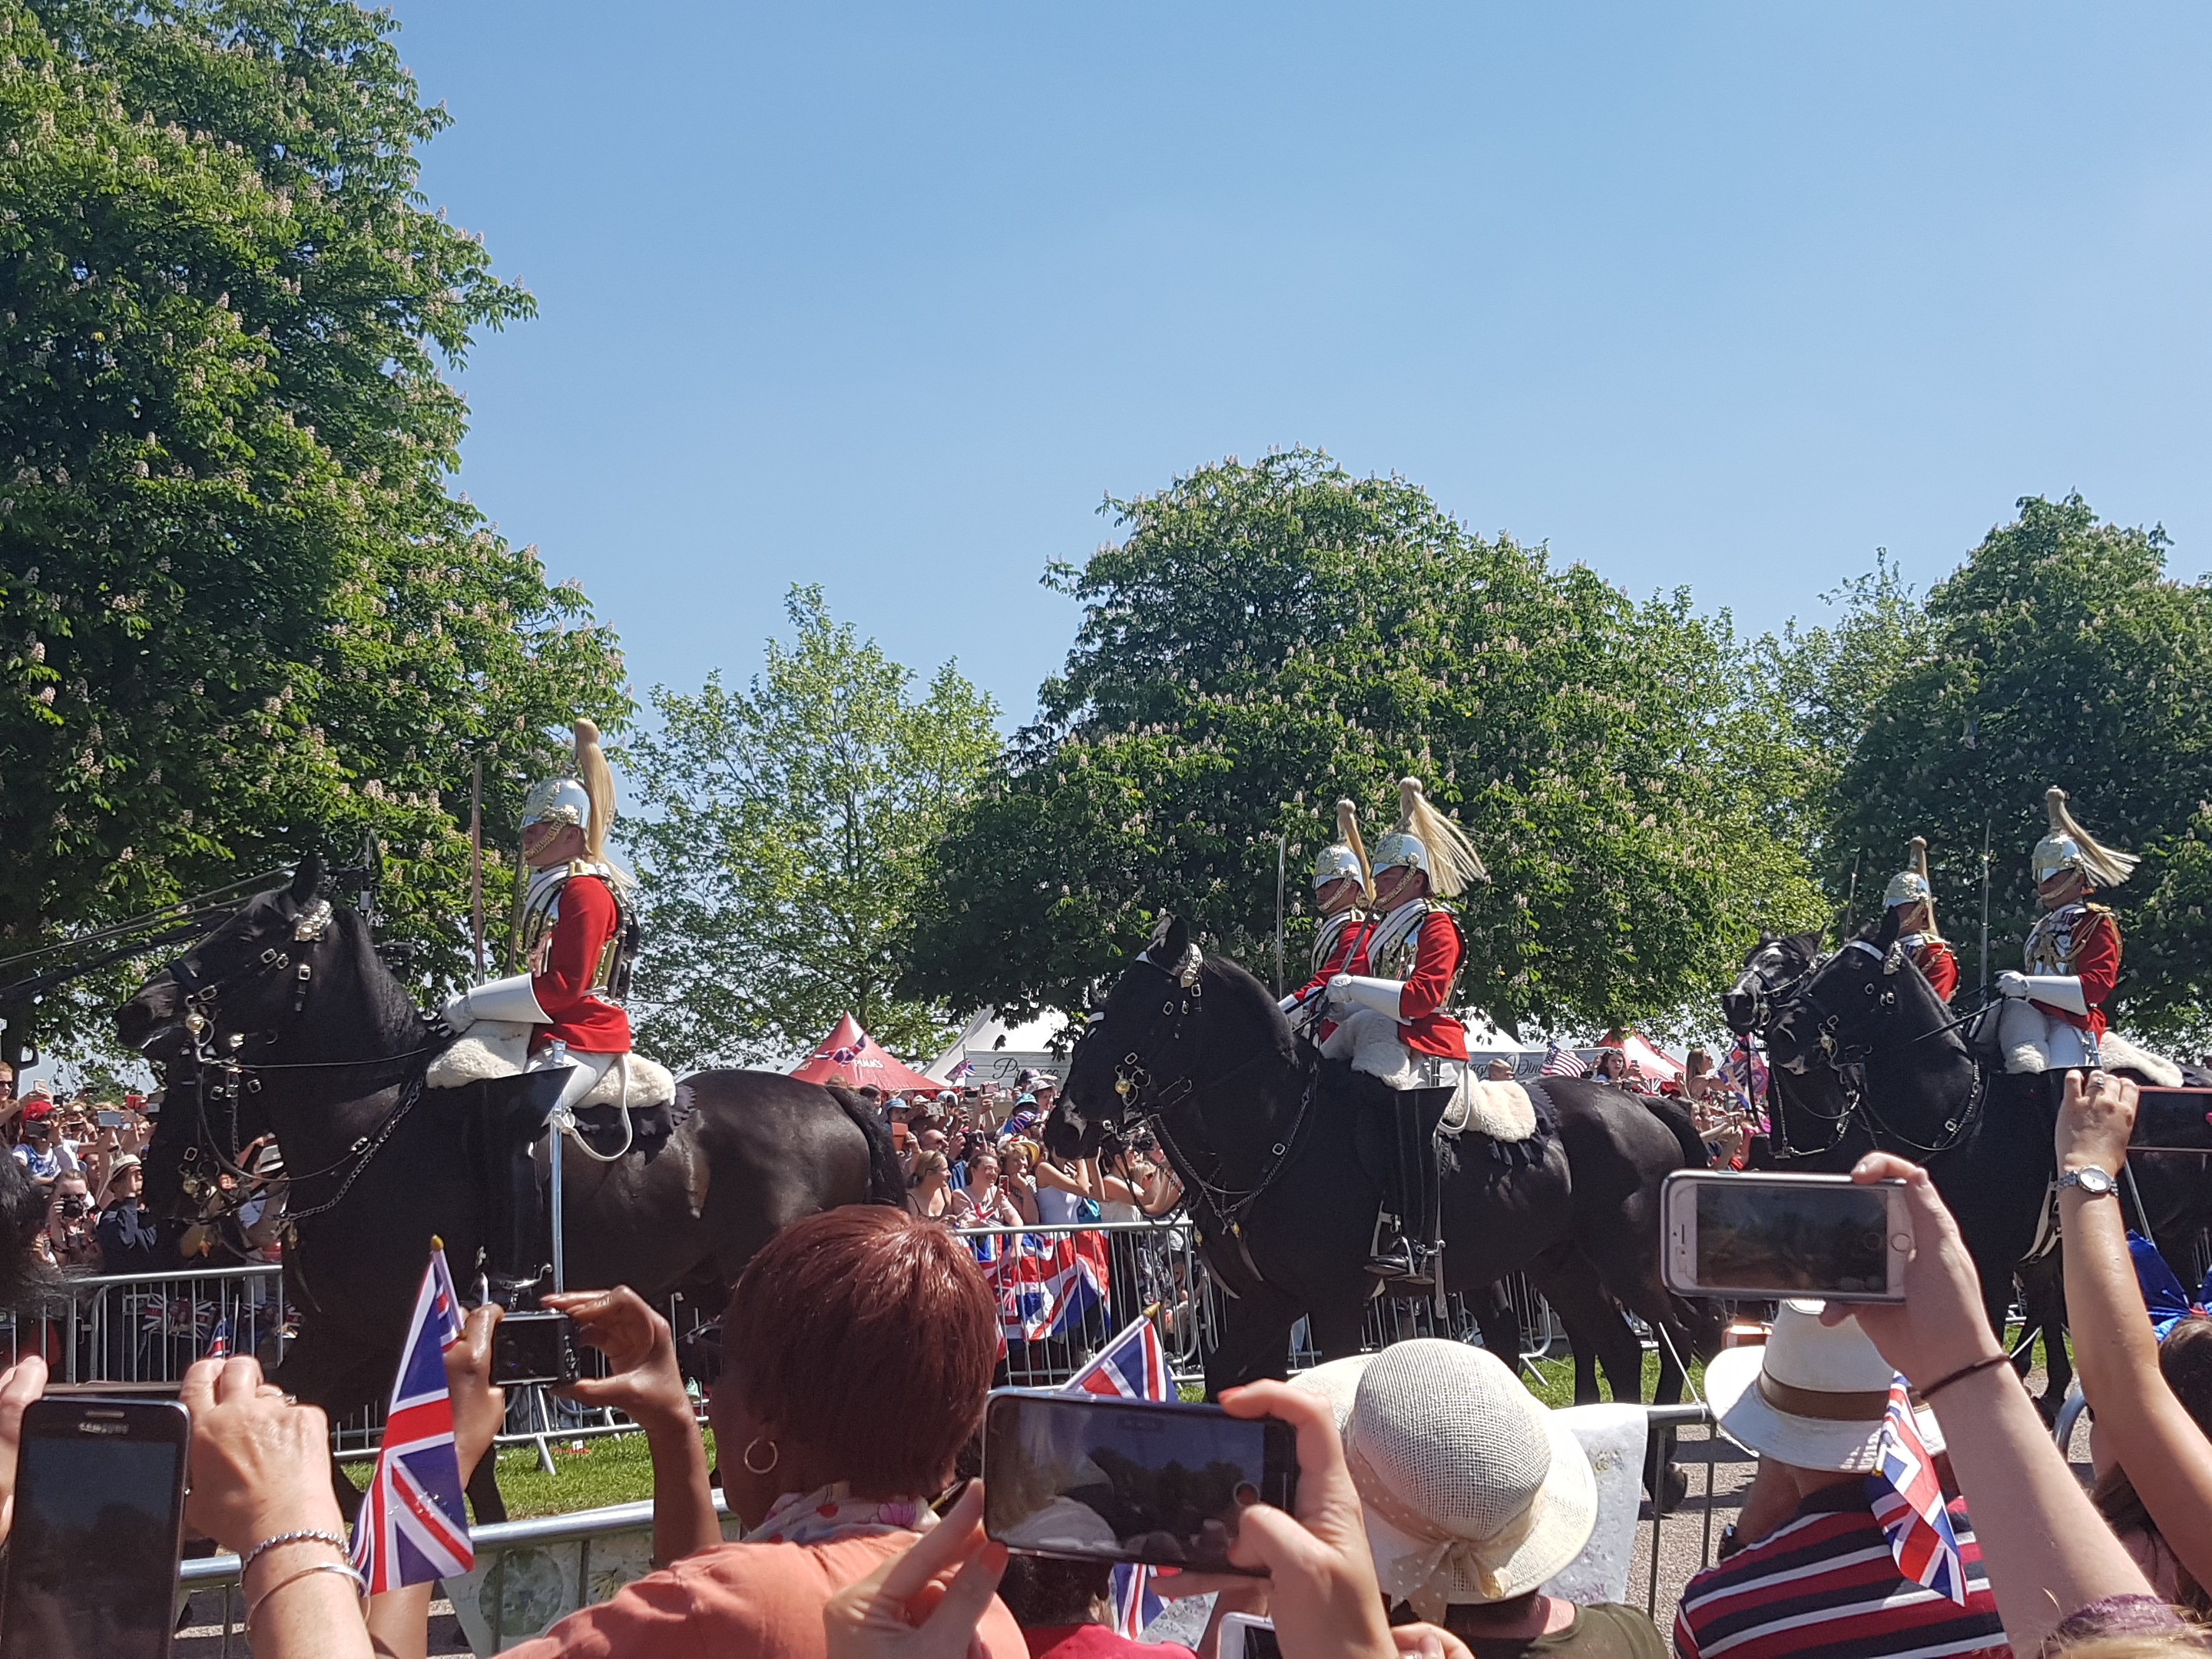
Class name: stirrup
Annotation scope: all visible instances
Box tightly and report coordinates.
[1366,1217,1419,1278]
[485,1268,548,1311]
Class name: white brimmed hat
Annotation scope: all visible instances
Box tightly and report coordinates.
[1705,1300,1943,1473]
[1343,1339,1597,1619]
[1289,1353,1371,1434]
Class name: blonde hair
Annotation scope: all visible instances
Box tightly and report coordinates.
[909,1151,949,1186]
[1396,778,1487,899]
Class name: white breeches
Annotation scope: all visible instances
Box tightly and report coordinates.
[1996,1000,2100,1074]
[526,1047,622,1112]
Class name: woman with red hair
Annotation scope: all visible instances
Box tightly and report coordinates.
[510,1207,1025,1657]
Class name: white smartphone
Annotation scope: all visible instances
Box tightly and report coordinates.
[1219,1614,1280,1659]
[1661,1170,1910,1302]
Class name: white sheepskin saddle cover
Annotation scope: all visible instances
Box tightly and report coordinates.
[426,1022,677,1112]
[1319,1008,1538,1143]
[2100,1029,2184,1088]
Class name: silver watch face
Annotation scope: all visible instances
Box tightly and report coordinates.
[2068,1167,2117,1195]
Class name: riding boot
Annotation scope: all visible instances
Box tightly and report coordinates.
[1366,1094,1423,1279]
[478,1075,558,1307]
[1406,1086,1448,1273]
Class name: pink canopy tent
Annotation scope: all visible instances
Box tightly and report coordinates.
[790,1012,943,1094]
[1599,1028,1687,1086]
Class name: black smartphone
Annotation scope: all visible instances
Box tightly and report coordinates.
[982,1389,1297,1573]
[0,1396,190,1659]
[492,1309,578,1387]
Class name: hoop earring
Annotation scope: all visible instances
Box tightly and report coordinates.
[742,1436,779,1475]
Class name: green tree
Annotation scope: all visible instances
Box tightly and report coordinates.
[1822,495,2212,1036]
[0,0,626,1048]
[619,586,1000,1071]
[902,449,1823,1035]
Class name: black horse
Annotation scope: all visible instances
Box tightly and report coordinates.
[1050,919,1714,1448]
[115,859,902,1518]
[1733,907,2212,1348]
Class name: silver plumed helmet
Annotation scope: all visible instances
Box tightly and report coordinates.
[2032,786,2137,888]
[1313,799,1372,901]
[520,775,591,831]
[1372,779,1487,899]
[1883,836,1932,909]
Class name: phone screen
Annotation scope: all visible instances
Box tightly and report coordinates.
[1695,1179,1892,1294]
[2,1409,187,1659]
[982,1392,1293,1571]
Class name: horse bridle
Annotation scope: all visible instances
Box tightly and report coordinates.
[1758,938,1986,1160]
[1085,947,1315,1280]
[161,896,433,1225]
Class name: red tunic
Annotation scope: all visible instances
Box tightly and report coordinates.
[1296,915,1373,1045]
[1395,909,1469,1062]
[1909,937,1959,1002]
[529,873,633,1055]
[2029,904,2120,1040]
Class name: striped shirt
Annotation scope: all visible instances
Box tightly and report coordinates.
[1674,1480,2008,1659]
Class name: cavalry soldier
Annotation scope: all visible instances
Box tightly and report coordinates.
[442,720,641,1301]
[1885,836,1958,1002]
[1996,786,2134,1075]
[1326,777,1487,1279]
[1279,799,1375,1045]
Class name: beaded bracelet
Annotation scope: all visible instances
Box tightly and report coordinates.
[245,1558,367,1628]
[240,1527,350,1577]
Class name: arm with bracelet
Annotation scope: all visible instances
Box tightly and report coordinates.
[2055,1069,2212,1598]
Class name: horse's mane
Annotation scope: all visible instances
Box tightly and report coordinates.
[1197,953,1299,1068]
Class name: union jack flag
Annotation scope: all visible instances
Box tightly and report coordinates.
[1871,1373,1966,1604]
[1541,1045,1588,1078]
[972,1230,1110,1346]
[948,1060,974,1082]
[1064,1315,1171,1637]
[349,1248,473,1593]
[203,1318,231,1360]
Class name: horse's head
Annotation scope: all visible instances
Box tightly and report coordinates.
[117,858,345,1218]
[1722,931,1821,1036]
[1058,916,1212,1153]
[1765,904,1922,1073]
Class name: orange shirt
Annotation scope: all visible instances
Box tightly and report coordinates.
[506,1532,1028,1659]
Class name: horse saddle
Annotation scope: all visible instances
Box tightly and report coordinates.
[1320,1009,1540,1144]
[427,1022,678,1115]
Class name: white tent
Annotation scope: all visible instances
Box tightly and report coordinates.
[927,1008,1075,1087]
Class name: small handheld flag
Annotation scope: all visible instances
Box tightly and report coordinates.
[203,1318,231,1360]
[349,1245,474,1592]
[1064,1313,1171,1636]
[1871,1373,1966,1604]
[1541,1045,1588,1078]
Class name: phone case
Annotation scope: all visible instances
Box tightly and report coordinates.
[1661,1170,1909,1302]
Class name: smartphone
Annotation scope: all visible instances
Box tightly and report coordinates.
[1662,1170,1909,1301]
[982,1389,1297,1573]
[492,1309,578,1387]
[0,1397,190,1659]
[1219,1614,1280,1659]
[96,1111,125,1129]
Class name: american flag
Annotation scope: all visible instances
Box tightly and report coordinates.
[349,1248,474,1593]
[1871,1373,1966,1604]
[203,1318,231,1360]
[1063,1316,1170,1637]
[1541,1045,1588,1078]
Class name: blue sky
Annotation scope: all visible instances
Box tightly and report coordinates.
[399,2,2212,727]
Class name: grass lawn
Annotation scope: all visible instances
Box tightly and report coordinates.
[1521,1347,1710,1411]
[345,1429,717,1521]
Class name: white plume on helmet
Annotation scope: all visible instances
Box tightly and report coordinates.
[1371,778,1487,899]
[1313,797,1373,900]
[2033,786,2137,888]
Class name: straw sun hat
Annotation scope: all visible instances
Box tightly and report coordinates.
[1704,1299,1943,1474]
[1314,1339,1598,1621]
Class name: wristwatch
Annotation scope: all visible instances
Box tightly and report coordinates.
[2058,1166,2119,1198]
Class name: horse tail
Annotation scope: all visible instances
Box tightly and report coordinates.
[825,1086,907,1207]
[1641,1096,1711,1171]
